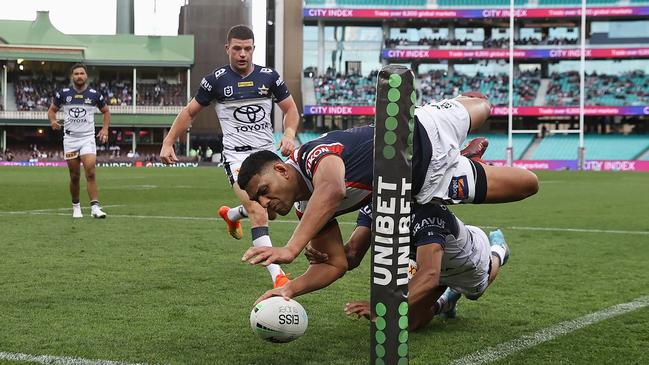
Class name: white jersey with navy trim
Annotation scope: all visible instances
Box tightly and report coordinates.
[194,64,290,154]
[53,87,106,138]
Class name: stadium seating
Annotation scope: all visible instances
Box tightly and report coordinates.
[546,71,649,106]
[12,78,186,110]
[314,73,378,106]
[299,131,323,144]
[531,134,649,160]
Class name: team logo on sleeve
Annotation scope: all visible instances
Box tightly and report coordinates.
[448,175,469,200]
[304,143,344,174]
[65,96,72,103]
[224,86,233,97]
[276,78,284,86]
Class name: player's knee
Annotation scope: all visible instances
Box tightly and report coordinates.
[85,170,96,181]
[69,171,81,181]
[519,170,539,199]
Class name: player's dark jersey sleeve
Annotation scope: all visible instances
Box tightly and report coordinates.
[411,204,458,249]
[53,90,64,108]
[194,72,220,106]
[356,204,372,228]
[270,69,290,103]
[96,92,106,109]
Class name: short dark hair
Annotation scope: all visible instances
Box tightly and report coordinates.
[237,150,281,190]
[227,25,254,44]
[70,63,87,74]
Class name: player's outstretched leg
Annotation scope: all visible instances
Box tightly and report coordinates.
[218,205,245,240]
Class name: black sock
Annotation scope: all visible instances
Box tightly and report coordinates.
[72,199,80,204]
[90,200,100,206]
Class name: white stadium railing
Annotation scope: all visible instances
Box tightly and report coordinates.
[0,105,183,120]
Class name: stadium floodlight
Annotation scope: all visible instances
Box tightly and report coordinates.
[371,65,414,365]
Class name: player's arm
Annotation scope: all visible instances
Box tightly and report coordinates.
[304,225,371,271]
[284,155,346,260]
[408,243,444,330]
[47,104,61,130]
[48,92,62,130]
[276,95,300,156]
[254,221,348,304]
[97,104,111,144]
[160,98,204,164]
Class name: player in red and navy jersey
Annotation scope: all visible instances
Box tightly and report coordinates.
[48,63,111,219]
[160,25,299,288]
[237,92,537,300]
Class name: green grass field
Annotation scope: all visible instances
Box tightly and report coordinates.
[1,166,648,365]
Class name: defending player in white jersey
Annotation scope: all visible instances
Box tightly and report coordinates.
[48,63,110,219]
[160,25,299,288]
[305,203,509,330]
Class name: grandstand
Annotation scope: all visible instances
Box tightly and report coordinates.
[0,11,194,162]
[302,0,649,168]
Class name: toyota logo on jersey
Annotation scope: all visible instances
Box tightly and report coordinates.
[234,105,265,124]
[68,107,87,118]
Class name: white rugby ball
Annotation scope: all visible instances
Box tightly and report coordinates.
[250,297,308,343]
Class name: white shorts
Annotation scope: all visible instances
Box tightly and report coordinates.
[63,136,96,160]
[440,225,492,299]
[413,99,474,204]
[222,145,274,185]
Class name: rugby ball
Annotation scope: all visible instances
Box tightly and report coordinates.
[250,297,308,343]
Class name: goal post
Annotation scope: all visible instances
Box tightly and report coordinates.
[371,65,414,365]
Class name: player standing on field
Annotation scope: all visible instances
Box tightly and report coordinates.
[160,25,299,288]
[48,63,110,219]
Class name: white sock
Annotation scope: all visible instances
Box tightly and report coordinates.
[72,202,81,209]
[227,205,247,222]
[491,245,507,267]
[251,226,283,282]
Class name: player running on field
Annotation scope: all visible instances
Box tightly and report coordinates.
[160,25,299,288]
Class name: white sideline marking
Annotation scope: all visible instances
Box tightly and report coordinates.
[450,295,649,365]
[1,205,124,214]
[0,351,150,365]
[1,210,648,236]
[507,226,649,235]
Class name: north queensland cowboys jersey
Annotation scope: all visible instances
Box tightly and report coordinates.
[357,203,490,289]
[195,64,290,152]
[53,87,106,138]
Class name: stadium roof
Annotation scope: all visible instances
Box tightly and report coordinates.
[0,11,194,67]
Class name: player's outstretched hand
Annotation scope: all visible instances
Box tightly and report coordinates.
[345,301,374,321]
[96,128,109,144]
[253,285,295,306]
[242,246,296,266]
[160,144,179,165]
[304,244,329,264]
[278,135,296,157]
[50,120,62,130]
